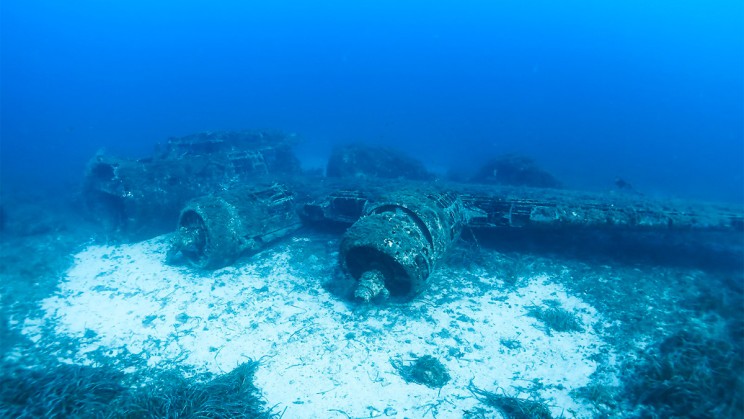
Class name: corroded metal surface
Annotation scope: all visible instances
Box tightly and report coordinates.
[455,183,744,231]
[167,183,300,269]
[80,132,743,304]
[83,131,300,240]
[339,189,466,301]
[304,181,744,233]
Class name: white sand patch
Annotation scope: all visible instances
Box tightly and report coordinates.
[23,234,608,418]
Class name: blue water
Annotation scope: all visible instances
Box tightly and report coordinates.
[2,0,742,203]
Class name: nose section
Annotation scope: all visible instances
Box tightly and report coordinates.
[339,189,465,301]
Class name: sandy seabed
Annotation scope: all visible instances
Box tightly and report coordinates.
[20,234,613,418]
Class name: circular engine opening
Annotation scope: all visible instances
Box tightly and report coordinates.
[344,246,413,297]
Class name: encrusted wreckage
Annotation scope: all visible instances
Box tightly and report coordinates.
[167,183,300,269]
[83,131,744,302]
[83,131,300,240]
[302,182,744,232]
[304,181,742,300]
[339,189,466,301]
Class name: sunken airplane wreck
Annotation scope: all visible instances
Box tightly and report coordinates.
[83,131,744,302]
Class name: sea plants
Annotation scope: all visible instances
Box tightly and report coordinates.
[117,362,270,418]
[571,383,619,416]
[526,300,583,335]
[499,337,522,351]
[0,361,127,418]
[392,354,451,389]
[625,328,743,418]
[0,359,273,418]
[469,384,553,419]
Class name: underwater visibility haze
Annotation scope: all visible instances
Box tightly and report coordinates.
[2,0,743,202]
[1,1,743,418]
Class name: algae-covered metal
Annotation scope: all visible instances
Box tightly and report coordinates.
[305,182,744,233]
[339,189,466,301]
[83,131,300,240]
[456,184,744,231]
[167,184,301,269]
[300,190,369,226]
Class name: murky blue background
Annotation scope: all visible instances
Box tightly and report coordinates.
[2,0,742,202]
